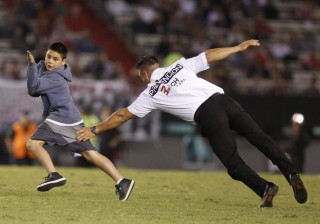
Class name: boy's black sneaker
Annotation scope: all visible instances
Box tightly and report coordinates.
[37,172,67,192]
[259,182,279,208]
[115,178,135,201]
[289,173,307,204]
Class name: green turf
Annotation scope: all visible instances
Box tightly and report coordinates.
[0,166,319,224]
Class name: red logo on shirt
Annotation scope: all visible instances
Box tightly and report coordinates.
[161,86,169,95]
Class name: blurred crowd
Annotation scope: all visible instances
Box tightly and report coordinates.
[105,0,320,95]
[0,0,124,80]
[1,0,320,96]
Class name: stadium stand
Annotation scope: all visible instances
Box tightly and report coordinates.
[1,0,320,172]
[0,0,320,126]
[84,0,320,95]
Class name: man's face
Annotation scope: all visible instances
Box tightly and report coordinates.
[45,50,66,71]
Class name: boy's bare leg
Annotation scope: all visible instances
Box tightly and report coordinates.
[26,139,56,174]
[82,150,135,201]
[81,150,123,182]
[27,139,66,192]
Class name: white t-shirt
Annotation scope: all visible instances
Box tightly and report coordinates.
[128,52,224,123]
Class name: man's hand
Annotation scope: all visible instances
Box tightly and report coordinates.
[238,39,260,51]
[76,127,95,141]
[27,51,35,64]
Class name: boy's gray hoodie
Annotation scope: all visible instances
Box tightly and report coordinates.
[27,61,82,124]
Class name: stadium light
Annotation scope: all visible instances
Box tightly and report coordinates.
[292,113,304,124]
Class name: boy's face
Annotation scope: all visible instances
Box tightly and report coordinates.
[45,49,66,71]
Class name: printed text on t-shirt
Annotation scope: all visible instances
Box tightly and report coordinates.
[149,64,183,96]
[160,77,186,95]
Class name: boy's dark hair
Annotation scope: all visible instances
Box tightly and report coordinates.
[136,55,159,71]
[49,42,68,59]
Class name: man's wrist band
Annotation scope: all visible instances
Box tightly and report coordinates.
[90,126,98,135]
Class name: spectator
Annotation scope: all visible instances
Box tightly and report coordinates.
[52,0,67,17]
[5,111,37,165]
[303,76,319,96]
[206,5,226,27]
[270,37,295,62]
[81,105,100,148]
[162,44,183,67]
[104,0,130,17]
[156,0,177,34]
[0,15,14,38]
[246,47,270,79]
[64,3,87,32]
[155,34,171,60]
[210,63,236,95]
[302,49,320,71]
[285,113,311,173]
[12,26,28,52]
[295,1,315,21]
[252,14,273,41]
[288,30,305,53]
[132,0,157,33]
[98,106,122,164]
[0,130,10,164]
[183,126,213,163]
[247,73,270,95]
[191,33,211,55]
[299,29,317,52]
[226,24,245,46]
[269,72,290,96]
[66,51,85,78]
[263,0,279,19]
[86,51,122,80]
[178,0,196,15]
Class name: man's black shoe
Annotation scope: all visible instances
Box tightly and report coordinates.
[259,182,279,208]
[37,172,67,192]
[289,173,307,204]
[115,178,135,201]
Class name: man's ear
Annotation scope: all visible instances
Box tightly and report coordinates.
[62,58,67,65]
[143,71,151,82]
[142,71,148,78]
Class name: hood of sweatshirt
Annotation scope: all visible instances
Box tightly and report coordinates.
[41,61,72,82]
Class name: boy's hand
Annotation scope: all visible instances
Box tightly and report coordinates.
[27,51,35,64]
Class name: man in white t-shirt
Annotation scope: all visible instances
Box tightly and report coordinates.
[76,40,307,207]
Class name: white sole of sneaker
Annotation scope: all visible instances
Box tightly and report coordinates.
[37,177,67,192]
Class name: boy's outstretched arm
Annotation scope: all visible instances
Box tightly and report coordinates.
[27,51,35,64]
[26,50,41,97]
[76,108,136,141]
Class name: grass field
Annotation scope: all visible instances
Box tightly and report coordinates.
[0,166,319,224]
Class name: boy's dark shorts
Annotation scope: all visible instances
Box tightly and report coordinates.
[31,120,95,153]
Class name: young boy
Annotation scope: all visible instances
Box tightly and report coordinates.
[26,42,134,201]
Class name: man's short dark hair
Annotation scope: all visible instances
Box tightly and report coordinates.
[49,42,68,59]
[136,56,159,71]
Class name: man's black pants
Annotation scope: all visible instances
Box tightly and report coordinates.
[194,93,296,197]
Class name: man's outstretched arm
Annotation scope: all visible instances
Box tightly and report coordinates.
[205,39,260,63]
[76,108,136,141]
